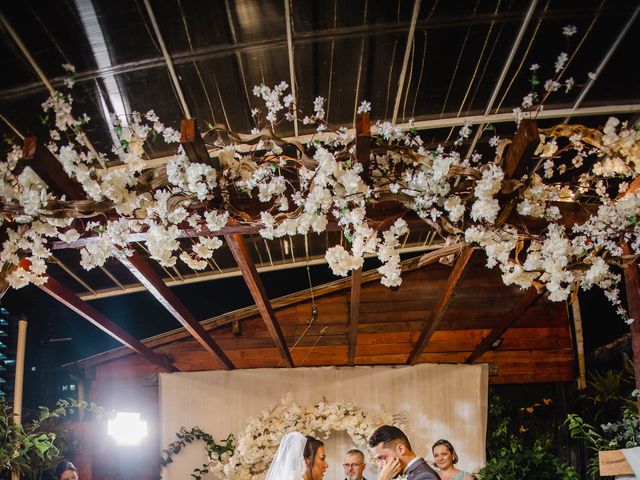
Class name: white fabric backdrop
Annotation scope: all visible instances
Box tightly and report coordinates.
[159,364,488,479]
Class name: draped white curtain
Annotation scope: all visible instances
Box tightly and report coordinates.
[160,363,488,479]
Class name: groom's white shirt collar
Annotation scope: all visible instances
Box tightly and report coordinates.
[403,456,420,474]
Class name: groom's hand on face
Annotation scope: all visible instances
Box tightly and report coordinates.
[378,457,401,480]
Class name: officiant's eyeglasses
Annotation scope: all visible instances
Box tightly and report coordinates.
[343,463,363,469]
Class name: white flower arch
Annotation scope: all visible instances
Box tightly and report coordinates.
[209,394,406,480]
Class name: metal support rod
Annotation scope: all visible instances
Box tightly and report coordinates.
[284,0,299,136]
[119,102,640,171]
[567,3,640,121]
[392,0,421,124]
[465,0,538,158]
[143,0,192,118]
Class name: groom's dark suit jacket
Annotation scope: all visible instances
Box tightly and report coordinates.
[406,458,441,480]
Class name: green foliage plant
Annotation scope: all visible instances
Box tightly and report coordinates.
[476,394,579,480]
[566,391,640,477]
[0,396,106,480]
[160,426,235,480]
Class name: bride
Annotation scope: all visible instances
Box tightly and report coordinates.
[265,431,329,480]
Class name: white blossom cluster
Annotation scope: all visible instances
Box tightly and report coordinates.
[0,53,639,322]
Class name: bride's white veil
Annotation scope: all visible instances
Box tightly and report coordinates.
[265,431,308,480]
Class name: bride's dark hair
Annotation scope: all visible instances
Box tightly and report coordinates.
[304,435,324,479]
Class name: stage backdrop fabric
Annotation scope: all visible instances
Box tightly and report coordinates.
[159,363,488,479]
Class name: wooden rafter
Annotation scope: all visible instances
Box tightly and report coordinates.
[348,268,362,366]
[225,234,294,367]
[503,119,539,180]
[348,112,371,365]
[20,137,85,200]
[464,287,543,364]
[407,247,475,365]
[455,120,542,360]
[180,118,219,168]
[622,243,640,397]
[113,249,234,369]
[17,259,177,372]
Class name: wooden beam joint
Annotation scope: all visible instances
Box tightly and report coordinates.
[20,137,85,200]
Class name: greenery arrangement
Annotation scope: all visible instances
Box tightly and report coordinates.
[0,396,106,480]
[566,392,640,477]
[476,394,579,480]
[159,427,235,480]
[562,356,638,477]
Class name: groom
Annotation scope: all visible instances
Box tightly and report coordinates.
[368,426,440,480]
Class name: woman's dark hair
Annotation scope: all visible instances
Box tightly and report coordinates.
[55,460,78,479]
[304,435,324,480]
[432,439,459,464]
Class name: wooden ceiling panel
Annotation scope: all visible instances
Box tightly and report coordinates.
[72,247,576,384]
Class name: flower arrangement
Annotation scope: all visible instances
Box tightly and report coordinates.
[0,26,638,320]
[206,394,402,479]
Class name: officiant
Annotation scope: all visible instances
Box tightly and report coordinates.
[343,449,367,480]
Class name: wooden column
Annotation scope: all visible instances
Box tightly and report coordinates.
[570,298,587,389]
[623,244,640,404]
[348,268,362,366]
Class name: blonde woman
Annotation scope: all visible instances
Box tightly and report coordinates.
[432,440,472,480]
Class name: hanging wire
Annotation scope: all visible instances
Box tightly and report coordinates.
[299,327,327,367]
[275,263,319,367]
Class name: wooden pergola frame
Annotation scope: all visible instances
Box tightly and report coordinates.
[9,116,640,380]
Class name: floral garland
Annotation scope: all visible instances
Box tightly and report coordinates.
[0,25,638,320]
[207,394,403,480]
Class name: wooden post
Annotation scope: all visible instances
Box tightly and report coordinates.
[571,298,587,390]
[11,316,27,480]
[622,244,640,409]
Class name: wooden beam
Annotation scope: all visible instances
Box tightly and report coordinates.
[17,259,177,372]
[348,268,362,366]
[225,234,294,367]
[356,112,371,182]
[20,137,85,200]
[346,113,370,366]
[622,244,640,400]
[464,287,543,364]
[503,119,539,180]
[180,119,219,169]
[407,247,474,365]
[113,249,234,369]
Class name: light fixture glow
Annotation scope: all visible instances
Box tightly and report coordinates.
[107,412,148,446]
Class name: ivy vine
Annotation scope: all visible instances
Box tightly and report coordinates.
[160,427,235,480]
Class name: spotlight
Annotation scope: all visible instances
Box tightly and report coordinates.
[107,412,148,446]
